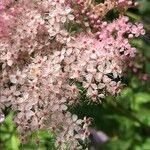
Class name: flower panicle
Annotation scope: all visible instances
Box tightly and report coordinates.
[0,0,144,149]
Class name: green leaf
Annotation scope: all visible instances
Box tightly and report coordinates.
[11,135,20,150]
[135,109,150,125]
[134,92,150,110]
[140,138,150,150]
[121,88,133,98]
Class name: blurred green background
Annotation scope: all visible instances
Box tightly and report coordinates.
[0,0,150,150]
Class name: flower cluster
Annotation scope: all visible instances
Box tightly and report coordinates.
[0,0,144,149]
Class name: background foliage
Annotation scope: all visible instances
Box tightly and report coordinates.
[0,0,150,150]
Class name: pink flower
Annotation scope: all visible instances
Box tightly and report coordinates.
[0,0,145,149]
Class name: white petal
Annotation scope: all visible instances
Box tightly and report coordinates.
[52,104,59,111]
[61,105,68,111]
[9,75,17,84]
[61,16,67,23]
[76,119,83,125]
[85,74,93,83]
[68,14,74,20]
[95,73,103,82]
[26,110,35,120]
[0,113,5,123]
[7,59,13,66]
[98,94,105,98]
[31,116,38,126]
[91,84,97,90]
[98,83,105,89]
[68,129,74,136]
[72,114,78,122]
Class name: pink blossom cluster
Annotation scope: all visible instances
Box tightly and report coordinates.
[0,0,145,149]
